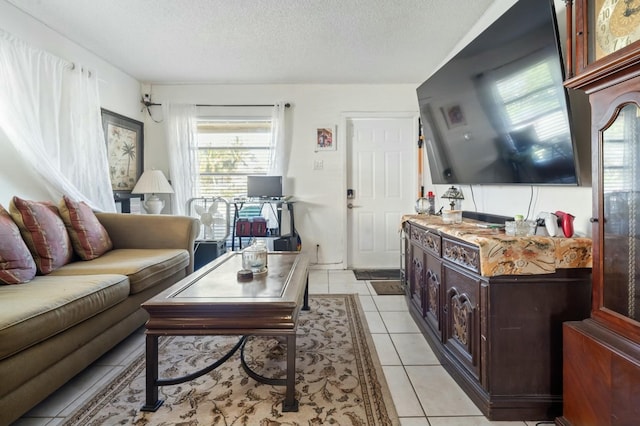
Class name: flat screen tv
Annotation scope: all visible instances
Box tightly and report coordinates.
[247,176,283,198]
[417,0,581,185]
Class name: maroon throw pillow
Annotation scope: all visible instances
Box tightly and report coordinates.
[0,204,37,284]
[58,195,112,260]
[9,196,73,275]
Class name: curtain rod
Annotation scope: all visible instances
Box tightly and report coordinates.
[143,101,290,108]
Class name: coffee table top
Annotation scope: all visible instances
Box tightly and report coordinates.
[142,251,309,333]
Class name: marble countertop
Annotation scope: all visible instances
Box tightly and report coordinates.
[403,214,592,277]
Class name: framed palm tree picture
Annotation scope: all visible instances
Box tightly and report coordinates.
[101,108,143,194]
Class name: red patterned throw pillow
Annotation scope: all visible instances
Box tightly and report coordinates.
[9,196,73,275]
[58,195,112,260]
[0,204,37,284]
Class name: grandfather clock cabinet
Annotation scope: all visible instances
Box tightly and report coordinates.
[559,1,640,423]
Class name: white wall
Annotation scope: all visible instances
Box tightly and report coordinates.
[0,0,141,207]
[142,84,419,266]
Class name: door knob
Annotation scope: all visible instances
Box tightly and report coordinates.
[347,203,360,209]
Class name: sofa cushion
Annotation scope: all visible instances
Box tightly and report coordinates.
[58,196,113,260]
[9,197,73,275]
[0,274,129,359]
[49,248,189,294]
[0,205,37,284]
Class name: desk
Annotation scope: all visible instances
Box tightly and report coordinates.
[141,252,309,413]
[231,199,296,250]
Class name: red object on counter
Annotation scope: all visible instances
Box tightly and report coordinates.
[555,211,575,238]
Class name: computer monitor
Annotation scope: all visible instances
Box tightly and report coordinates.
[247,176,283,199]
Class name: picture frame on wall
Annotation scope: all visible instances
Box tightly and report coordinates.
[315,126,336,151]
[101,108,144,195]
[441,104,466,129]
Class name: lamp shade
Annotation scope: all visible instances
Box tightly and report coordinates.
[131,170,174,214]
[131,170,174,195]
[441,186,464,201]
[441,186,464,210]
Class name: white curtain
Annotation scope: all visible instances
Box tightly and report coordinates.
[264,102,288,227]
[0,29,115,211]
[268,102,289,177]
[162,102,198,215]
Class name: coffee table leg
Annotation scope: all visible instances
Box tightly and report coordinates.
[141,334,164,412]
[282,333,299,412]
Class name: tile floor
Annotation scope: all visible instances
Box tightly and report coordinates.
[15,269,554,426]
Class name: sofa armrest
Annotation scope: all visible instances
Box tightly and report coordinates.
[95,213,200,273]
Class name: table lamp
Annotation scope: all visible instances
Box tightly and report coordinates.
[131,169,174,214]
[441,186,464,210]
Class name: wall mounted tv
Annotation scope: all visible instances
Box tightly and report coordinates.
[247,175,283,199]
[417,0,581,185]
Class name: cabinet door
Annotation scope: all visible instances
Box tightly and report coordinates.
[443,265,481,380]
[409,242,426,316]
[594,95,640,342]
[401,222,411,289]
[424,252,443,338]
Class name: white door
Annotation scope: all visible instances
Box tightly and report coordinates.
[346,114,417,269]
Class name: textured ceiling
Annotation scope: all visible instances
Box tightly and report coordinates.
[7,0,497,84]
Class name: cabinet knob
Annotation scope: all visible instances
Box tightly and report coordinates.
[589,217,599,223]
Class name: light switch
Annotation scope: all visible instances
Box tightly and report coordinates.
[313,160,324,170]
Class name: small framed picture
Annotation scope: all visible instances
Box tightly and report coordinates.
[315,126,336,151]
[441,104,466,129]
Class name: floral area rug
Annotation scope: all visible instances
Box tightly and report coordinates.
[63,294,399,425]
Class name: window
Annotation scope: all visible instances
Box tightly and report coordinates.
[476,48,577,182]
[602,105,639,193]
[493,57,569,143]
[196,119,272,198]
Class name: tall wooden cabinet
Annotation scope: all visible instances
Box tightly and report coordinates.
[559,1,640,424]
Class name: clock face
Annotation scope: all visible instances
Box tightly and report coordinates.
[596,0,640,60]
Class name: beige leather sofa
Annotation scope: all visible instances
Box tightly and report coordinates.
[0,213,199,425]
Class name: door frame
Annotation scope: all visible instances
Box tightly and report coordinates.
[340,111,420,269]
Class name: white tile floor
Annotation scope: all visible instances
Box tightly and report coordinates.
[15,269,552,426]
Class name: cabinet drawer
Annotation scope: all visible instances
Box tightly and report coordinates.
[410,224,441,257]
[443,237,480,274]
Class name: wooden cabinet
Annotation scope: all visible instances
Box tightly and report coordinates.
[559,2,640,422]
[404,221,591,421]
[561,320,640,425]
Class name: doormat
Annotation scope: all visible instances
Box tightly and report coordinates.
[371,280,405,295]
[353,269,401,280]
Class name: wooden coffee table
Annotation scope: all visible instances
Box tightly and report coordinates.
[140,251,309,413]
